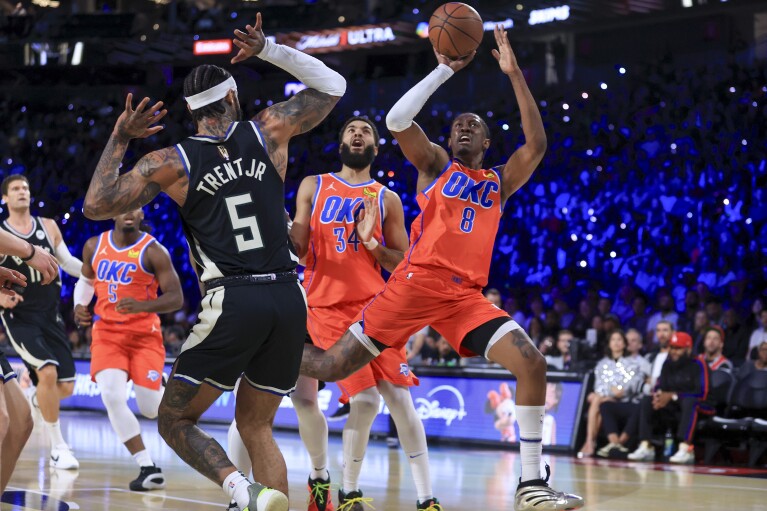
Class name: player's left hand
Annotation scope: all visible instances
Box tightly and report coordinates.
[0,267,26,297]
[231,12,266,64]
[354,196,378,244]
[115,297,145,314]
[113,93,167,141]
[491,24,520,75]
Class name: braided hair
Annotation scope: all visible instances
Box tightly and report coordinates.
[183,65,233,124]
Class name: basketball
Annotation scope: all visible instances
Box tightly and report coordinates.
[428,3,484,59]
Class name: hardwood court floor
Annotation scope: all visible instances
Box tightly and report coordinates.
[3,411,766,510]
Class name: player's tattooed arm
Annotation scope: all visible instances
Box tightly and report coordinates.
[158,380,234,485]
[300,332,376,381]
[84,94,186,220]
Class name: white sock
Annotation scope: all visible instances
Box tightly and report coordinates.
[133,449,154,468]
[291,378,329,481]
[45,420,67,449]
[342,388,380,492]
[377,381,433,502]
[227,420,253,476]
[223,470,252,510]
[516,405,544,482]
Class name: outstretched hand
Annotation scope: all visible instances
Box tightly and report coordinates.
[433,47,476,73]
[491,24,519,75]
[354,196,379,244]
[232,12,267,64]
[113,93,167,141]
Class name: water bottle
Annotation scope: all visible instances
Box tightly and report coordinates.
[663,429,674,458]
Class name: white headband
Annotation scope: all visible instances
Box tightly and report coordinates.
[185,77,238,110]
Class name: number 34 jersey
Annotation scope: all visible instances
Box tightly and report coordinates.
[402,160,503,289]
[303,173,387,308]
[175,121,296,282]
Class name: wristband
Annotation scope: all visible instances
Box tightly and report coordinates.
[21,244,35,262]
[362,238,379,250]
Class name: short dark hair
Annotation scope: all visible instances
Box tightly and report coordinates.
[1,174,29,196]
[338,116,380,147]
[454,112,491,139]
[183,64,233,124]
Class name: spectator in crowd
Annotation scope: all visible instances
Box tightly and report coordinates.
[578,330,643,457]
[68,330,90,358]
[597,296,613,319]
[545,330,573,371]
[646,321,674,391]
[626,328,651,378]
[748,309,767,359]
[692,310,710,354]
[484,288,503,309]
[612,284,636,323]
[737,341,767,381]
[503,296,527,328]
[647,289,679,347]
[628,332,712,464]
[527,296,545,328]
[705,297,725,328]
[677,289,702,335]
[625,295,650,336]
[162,326,184,357]
[570,300,594,339]
[722,309,750,363]
[431,335,460,367]
[527,317,544,348]
[697,326,733,372]
[543,310,563,339]
[406,326,435,364]
[553,298,574,330]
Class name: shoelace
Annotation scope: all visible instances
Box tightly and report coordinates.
[420,503,443,511]
[308,481,332,505]
[337,496,375,511]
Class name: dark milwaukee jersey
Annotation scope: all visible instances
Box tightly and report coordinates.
[175,120,297,282]
[0,216,61,311]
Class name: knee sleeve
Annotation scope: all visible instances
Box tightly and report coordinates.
[96,369,141,443]
[134,385,163,419]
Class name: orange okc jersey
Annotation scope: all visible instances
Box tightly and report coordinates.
[92,231,160,332]
[403,160,503,288]
[303,173,387,307]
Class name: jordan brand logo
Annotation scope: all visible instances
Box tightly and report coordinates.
[326,182,336,191]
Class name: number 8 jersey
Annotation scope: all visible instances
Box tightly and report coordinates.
[303,173,387,307]
[175,121,296,282]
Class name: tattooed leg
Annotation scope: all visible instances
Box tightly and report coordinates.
[486,328,547,405]
[300,328,377,381]
[157,377,236,485]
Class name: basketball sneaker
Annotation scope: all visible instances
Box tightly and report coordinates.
[243,482,289,511]
[327,403,351,422]
[596,442,628,458]
[129,465,166,491]
[627,441,656,462]
[307,474,335,511]
[669,442,695,464]
[337,489,373,511]
[514,465,584,511]
[50,445,79,470]
[226,501,241,511]
[417,497,443,510]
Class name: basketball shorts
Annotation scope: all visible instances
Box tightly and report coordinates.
[1,309,75,382]
[0,352,16,383]
[91,321,166,391]
[174,279,307,396]
[361,266,512,357]
[308,301,418,399]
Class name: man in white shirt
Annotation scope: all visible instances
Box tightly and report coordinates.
[645,321,673,392]
[748,309,767,357]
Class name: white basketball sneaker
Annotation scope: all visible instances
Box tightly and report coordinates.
[243,482,288,511]
[669,442,695,464]
[50,445,79,470]
[514,465,584,511]
[627,441,656,461]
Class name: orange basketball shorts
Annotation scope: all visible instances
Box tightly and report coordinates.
[91,321,166,390]
[360,266,510,357]
[307,299,418,399]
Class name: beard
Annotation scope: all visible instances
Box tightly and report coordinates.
[340,143,376,170]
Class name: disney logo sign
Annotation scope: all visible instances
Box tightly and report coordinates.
[414,385,468,426]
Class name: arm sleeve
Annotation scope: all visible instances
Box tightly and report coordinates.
[55,241,83,278]
[385,64,454,132]
[257,39,346,97]
[73,277,94,306]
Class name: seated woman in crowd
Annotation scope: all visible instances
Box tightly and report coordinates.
[578,330,645,457]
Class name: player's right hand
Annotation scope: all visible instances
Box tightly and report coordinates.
[231,12,266,64]
[433,47,476,73]
[74,304,93,327]
[354,196,379,244]
[26,247,59,285]
[0,291,23,309]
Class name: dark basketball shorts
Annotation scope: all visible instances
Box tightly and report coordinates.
[1,309,75,382]
[0,352,16,383]
[173,279,308,396]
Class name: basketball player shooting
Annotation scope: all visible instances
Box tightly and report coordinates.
[300,25,583,511]
[83,12,345,511]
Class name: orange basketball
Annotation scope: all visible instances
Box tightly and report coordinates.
[428,3,484,59]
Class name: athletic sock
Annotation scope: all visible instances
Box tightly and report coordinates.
[516,405,544,482]
[310,467,329,480]
[133,449,154,468]
[45,420,67,449]
[223,471,252,510]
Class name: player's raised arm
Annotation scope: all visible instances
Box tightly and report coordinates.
[289,176,316,260]
[385,49,475,177]
[83,94,183,221]
[229,13,346,175]
[492,25,546,204]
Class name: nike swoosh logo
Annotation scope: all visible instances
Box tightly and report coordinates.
[51,455,59,462]
[409,453,424,459]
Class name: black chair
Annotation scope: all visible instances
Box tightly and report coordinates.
[748,418,767,466]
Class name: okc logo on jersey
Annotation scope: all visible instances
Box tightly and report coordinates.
[147,370,160,382]
[440,171,499,209]
[319,196,364,224]
[96,259,138,284]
